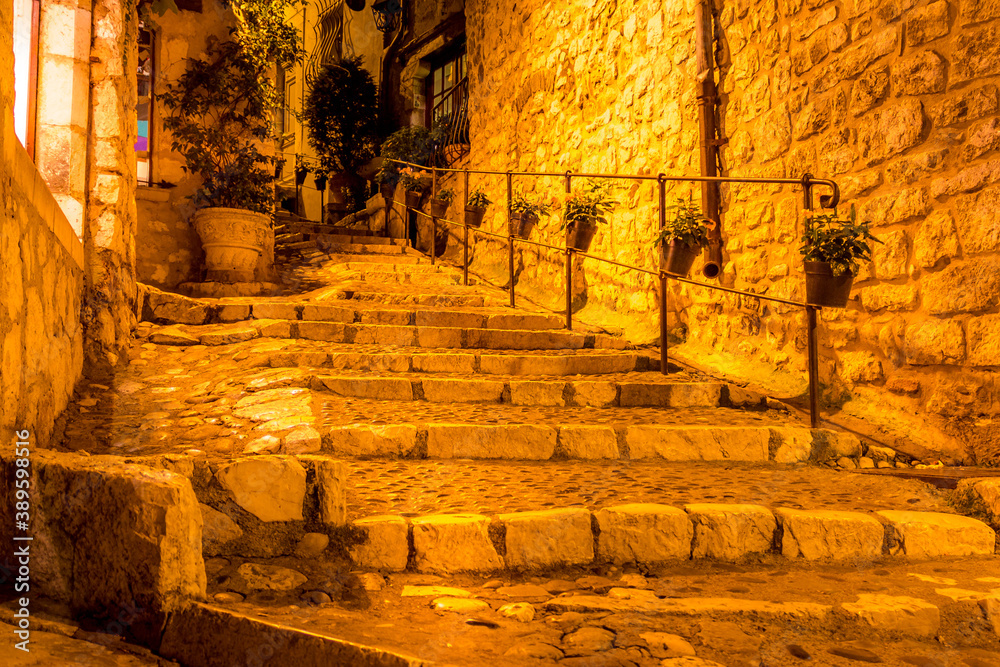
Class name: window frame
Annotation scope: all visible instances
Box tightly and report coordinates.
[136,24,154,186]
[423,39,466,130]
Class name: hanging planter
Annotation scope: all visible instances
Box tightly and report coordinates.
[295,165,310,186]
[566,216,600,252]
[654,199,710,278]
[314,173,328,192]
[509,212,538,240]
[274,159,285,179]
[431,198,449,217]
[661,239,701,277]
[465,206,486,227]
[405,190,424,209]
[800,206,880,309]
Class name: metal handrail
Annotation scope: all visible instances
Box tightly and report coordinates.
[384,159,838,427]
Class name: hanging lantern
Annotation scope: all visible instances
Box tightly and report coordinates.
[371,0,402,33]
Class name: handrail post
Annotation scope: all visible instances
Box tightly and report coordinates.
[430,168,437,265]
[463,169,469,287]
[507,171,514,308]
[807,305,820,428]
[565,171,573,330]
[658,175,669,375]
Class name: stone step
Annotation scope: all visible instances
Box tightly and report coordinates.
[319,243,407,255]
[325,253,424,265]
[336,272,464,286]
[146,320,628,350]
[335,262,445,274]
[264,345,647,376]
[277,222,376,236]
[315,233,392,246]
[310,372,751,409]
[344,291,493,307]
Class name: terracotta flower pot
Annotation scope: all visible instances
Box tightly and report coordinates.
[566,216,600,252]
[661,239,701,277]
[804,261,855,308]
[380,183,396,202]
[193,207,269,283]
[431,198,449,217]
[509,212,538,239]
[465,206,486,227]
[405,190,425,209]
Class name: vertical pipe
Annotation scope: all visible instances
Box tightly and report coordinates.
[565,172,573,330]
[463,169,469,286]
[507,172,514,308]
[658,176,669,375]
[430,168,437,265]
[807,306,820,428]
[695,0,722,279]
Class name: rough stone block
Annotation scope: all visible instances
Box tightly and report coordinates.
[968,315,1000,366]
[253,303,298,320]
[509,380,566,406]
[841,594,940,636]
[326,425,419,457]
[421,378,503,403]
[414,326,463,348]
[351,324,415,347]
[314,459,347,527]
[411,353,476,373]
[350,516,409,571]
[570,380,619,406]
[427,424,556,459]
[215,457,307,522]
[775,508,884,560]
[807,430,863,461]
[200,503,243,555]
[216,304,251,323]
[594,504,693,564]
[626,426,769,461]
[877,510,996,558]
[416,310,485,328]
[501,508,594,569]
[412,514,503,574]
[300,304,355,322]
[319,375,413,400]
[923,258,1000,316]
[297,321,346,342]
[557,426,620,459]
[685,504,777,561]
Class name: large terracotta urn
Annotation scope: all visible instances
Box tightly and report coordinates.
[192,207,270,283]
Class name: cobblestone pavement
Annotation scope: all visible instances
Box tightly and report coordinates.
[0,622,172,666]
[344,459,952,519]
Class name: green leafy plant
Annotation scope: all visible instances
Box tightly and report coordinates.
[434,188,455,203]
[303,57,378,204]
[162,2,302,213]
[398,167,431,192]
[560,180,618,229]
[653,198,710,249]
[376,126,435,187]
[467,186,492,209]
[510,190,553,218]
[800,206,881,276]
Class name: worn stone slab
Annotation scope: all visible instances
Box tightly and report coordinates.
[297,321,347,342]
[570,380,620,406]
[415,311,487,329]
[776,508,884,560]
[237,563,307,591]
[200,504,243,555]
[327,425,420,457]
[466,329,588,350]
[685,504,777,561]
[311,458,347,527]
[319,375,414,400]
[350,515,409,572]
[509,380,567,406]
[411,514,503,574]
[217,304,251,322]
[594,504,693,564]
[544,594,831,620]
[841,594,940,636]
[626,426,770,461]
[300,304,355,323]
[401,585,472,598]
[199,326,259,345]
[411,353,477,373]
[149,326,200,345]
[877,510,996,558]
[253,303,299,320]
[421,378,504,403]
[431,597,491,613]
[957,477,1000,528]
[618,383,721,408]
[500,508,594,570]
[479,354,637,375]
[557,426,620,459]
[352,324,418,347]
[215,457,307,522]
[426,424,557,459]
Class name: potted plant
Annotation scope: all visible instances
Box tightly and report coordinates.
[295,161,310,186]
[162,28,301,283]
[375,125,435,198]
[509,190,553,239]
[399,167,432,208]
[466,187,492,227]
[303,57,379,209]
[314,168,328,193]
[561,180,617,252]
[800,206,881,307]
[654,198,710,277]
[431,188,454,217]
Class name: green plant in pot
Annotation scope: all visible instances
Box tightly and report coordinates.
[561,180,617,252]
[399,167,432,208]
[654,198,710,277]
[800,206,881,307]
[466,186,492,228]
[375,126,435,199]
[509,190,553,240]
[431,187,454,217]
[162,3,301,284]
[304,57,379,209]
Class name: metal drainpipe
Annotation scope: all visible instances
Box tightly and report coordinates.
[695,0,723,279]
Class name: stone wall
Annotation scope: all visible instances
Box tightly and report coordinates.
[135,0,233,289]
[1,0,86,446]
[461,0,1000,463]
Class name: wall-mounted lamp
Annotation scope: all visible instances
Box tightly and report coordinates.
[371,0,402,33]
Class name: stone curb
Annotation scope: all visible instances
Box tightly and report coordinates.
[160,602,431,666]
[348,504,998,574]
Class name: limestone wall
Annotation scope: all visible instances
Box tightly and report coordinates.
[1,73,86,444]
[462,0,1000,462]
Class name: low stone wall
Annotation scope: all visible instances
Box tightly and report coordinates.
[0,450,205,647]
[0,120,85,446]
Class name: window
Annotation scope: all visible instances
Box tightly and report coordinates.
[424,41,466,130]
[12,0,39,155]
[136,26,154,185]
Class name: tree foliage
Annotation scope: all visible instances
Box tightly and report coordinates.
[304,57,379,177]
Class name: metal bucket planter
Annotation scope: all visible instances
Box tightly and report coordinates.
[465,206,486,227]
[566,216,600,252]
[380,183,396,203]
[431,198,449,217]
[404,190,425,209]
[804,261,854,308]
[509,212,538,239]
[661,239,701,277]
[193,207,269,283]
